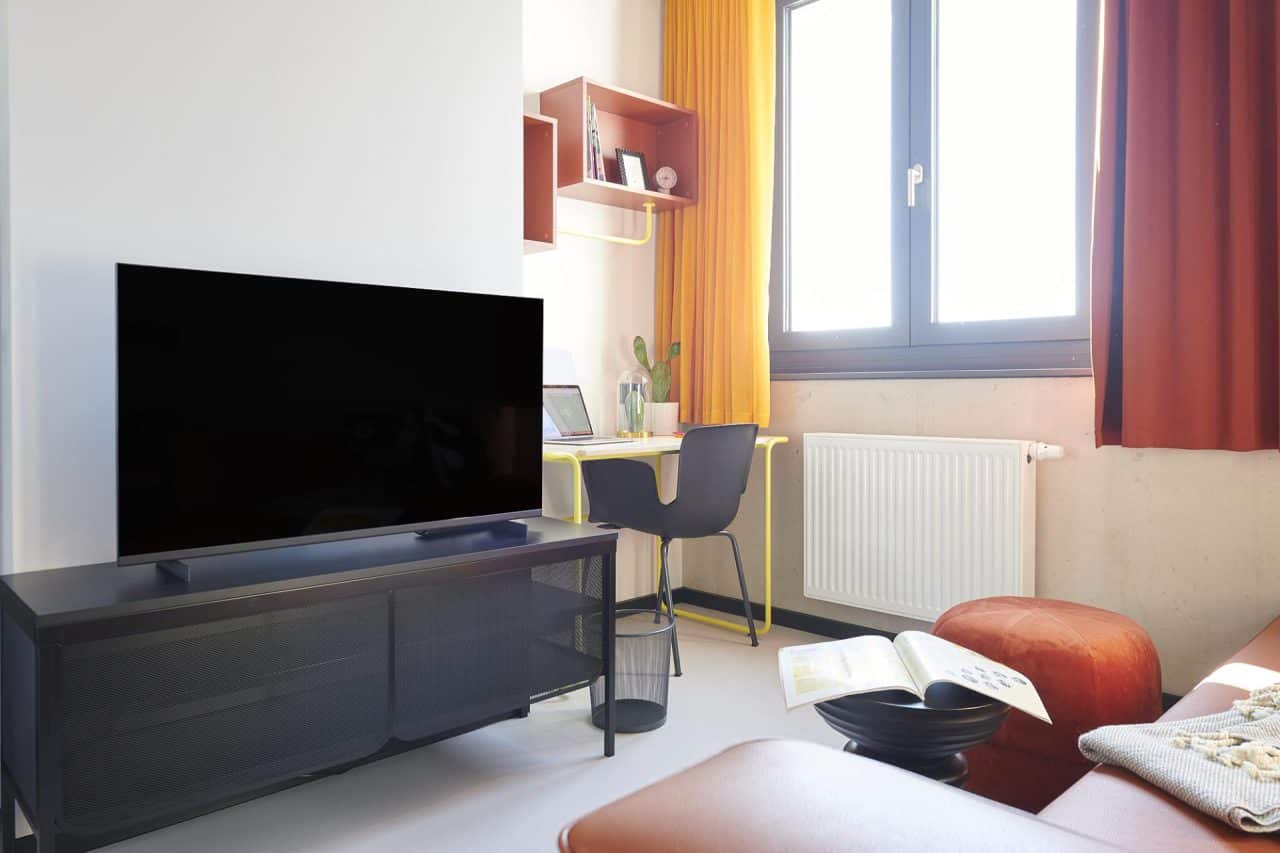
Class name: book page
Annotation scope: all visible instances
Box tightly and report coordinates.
[777,635,919,710]
[894,631,1052,724]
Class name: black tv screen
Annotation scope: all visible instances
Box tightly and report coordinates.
[117,264,542,564]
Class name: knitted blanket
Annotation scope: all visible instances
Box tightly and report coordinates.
[1079,706,1280,833]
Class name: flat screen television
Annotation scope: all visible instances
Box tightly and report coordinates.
[116,264,543,565]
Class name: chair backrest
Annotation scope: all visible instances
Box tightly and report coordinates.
[671,423,760,534]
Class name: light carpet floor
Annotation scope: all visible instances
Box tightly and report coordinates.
[94,609,841,852]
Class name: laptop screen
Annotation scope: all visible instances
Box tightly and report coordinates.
[543,385,594,436]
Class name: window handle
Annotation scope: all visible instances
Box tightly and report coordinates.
[907,163,924,207]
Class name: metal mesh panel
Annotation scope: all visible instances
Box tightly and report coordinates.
[393,569,531,739]
[44,550,610,837]
[61,596,388,724]
[530,556,605,700]
[56,595,390,833]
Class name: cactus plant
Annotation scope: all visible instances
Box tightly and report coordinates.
[633,336,681,403]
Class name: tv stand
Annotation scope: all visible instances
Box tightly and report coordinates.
[153,521,534,584]
[155,558,192,581]
[0,517,617,853]
[414,518,528,541]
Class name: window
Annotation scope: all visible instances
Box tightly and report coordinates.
[770,0,1098,377]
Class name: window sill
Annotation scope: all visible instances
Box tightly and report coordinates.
[769,338,1091,380]
[772,367,1091,381]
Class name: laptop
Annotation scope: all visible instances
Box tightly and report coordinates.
[543,385,630,446]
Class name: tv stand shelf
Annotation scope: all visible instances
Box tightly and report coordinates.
[0,517,617,853]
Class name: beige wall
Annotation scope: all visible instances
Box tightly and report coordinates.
[683,377,1280,694]
[523,0,675,600]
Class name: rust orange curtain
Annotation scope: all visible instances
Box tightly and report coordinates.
[1093,0,1280,450]
[657,0,774,426]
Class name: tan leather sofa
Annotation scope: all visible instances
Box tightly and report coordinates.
[560,617,1280,852]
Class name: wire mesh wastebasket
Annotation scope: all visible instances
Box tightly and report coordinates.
[591,609,674,733]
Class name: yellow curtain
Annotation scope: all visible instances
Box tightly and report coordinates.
[657,0,774,427]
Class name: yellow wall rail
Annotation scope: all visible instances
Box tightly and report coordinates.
[559,201,655,246]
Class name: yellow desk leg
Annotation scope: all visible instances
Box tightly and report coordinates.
[570,456,583,524]
[762,439,774,634]
[542,451,585,524]
[673,439,782,637]
[542,451,587,627]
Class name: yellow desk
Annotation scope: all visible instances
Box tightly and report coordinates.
[543,435,788,637]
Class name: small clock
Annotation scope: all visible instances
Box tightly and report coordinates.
[654,166,678,195]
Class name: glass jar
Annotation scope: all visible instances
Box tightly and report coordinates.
[616,368,651,438]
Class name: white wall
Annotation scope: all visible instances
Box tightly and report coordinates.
[0,0,13,578]
[684,377,1280,694]
[0,0,523,573]
[523,0,671,600]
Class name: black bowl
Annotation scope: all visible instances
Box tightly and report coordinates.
[815,685,1009,762]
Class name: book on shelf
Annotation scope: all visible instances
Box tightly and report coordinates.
[586,96,596,180]
[594,123,605,180]
[777,630,1051,723]
[586,97,605,181]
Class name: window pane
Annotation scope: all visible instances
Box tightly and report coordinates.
[935,1,1077,323]
[788,0,895,332]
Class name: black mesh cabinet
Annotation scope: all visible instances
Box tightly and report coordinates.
[0,518,616,853]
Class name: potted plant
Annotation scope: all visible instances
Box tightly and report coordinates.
[633,336,681,435]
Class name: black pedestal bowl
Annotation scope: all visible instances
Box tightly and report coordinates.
[815,684,1009,787]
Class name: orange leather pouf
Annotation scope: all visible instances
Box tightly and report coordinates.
[933,596,1162,813]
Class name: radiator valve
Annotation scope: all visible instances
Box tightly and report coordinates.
[1034,442,1065,461]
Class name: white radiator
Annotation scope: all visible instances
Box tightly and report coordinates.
[803,433,1061,621]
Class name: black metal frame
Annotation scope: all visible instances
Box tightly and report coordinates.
[614,147,651,192]
[0,518,617,853]
[602,551,617,758]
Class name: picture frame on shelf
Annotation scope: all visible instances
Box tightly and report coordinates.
[615,148,651,192]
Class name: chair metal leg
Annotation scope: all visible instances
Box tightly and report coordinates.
[659,538,682,676]
[718,531,759,647]
[653,541,665,624]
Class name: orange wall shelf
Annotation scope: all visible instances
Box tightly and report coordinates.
[523,112,557,253]
[538,77,697,213]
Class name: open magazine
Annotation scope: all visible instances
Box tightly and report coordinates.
[778,631,1051,724]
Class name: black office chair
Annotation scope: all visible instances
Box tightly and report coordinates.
[582,423,760,676]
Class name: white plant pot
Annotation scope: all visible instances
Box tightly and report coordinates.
[649,401,680,436]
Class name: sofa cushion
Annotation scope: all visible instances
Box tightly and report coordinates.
[1040,615,1280,851]
[558,740,1115,853]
